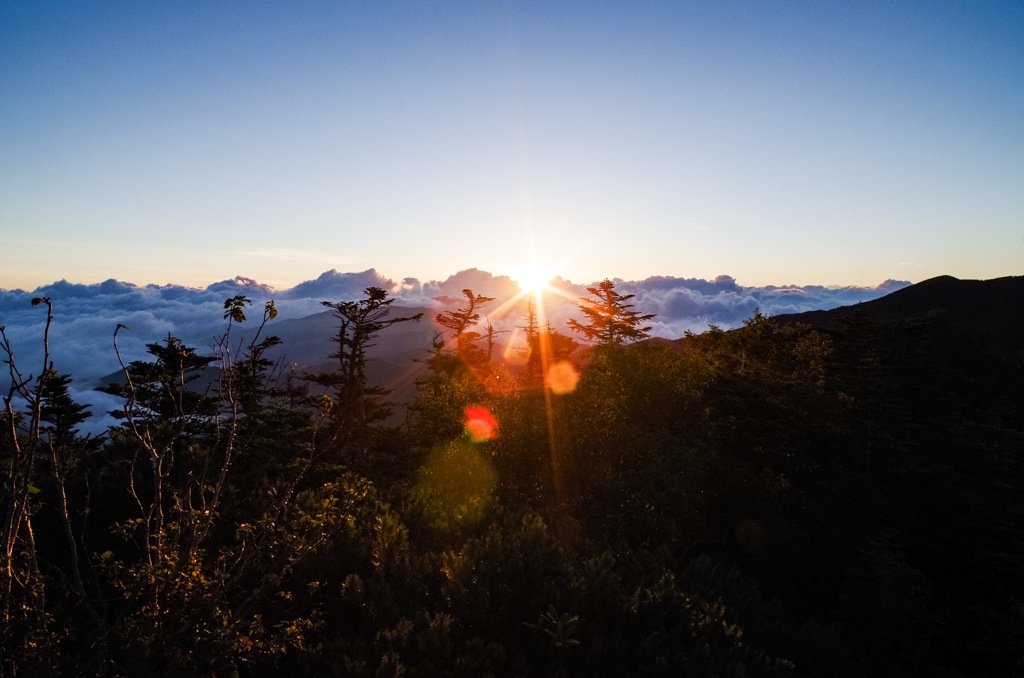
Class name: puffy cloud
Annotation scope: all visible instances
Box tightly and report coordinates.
[205,276,276,298]
[280,268,396,302]
[391,269,521,308]
[430,269,519,301]
[594,275,908,336]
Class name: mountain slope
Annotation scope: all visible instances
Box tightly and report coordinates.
[774,275,1024,365]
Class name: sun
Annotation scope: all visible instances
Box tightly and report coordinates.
[512,263,556,296]
[485,260,571,328]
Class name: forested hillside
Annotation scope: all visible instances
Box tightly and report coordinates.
[2,277,1022,677]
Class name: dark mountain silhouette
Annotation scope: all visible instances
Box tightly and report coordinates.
[757,275,1024,675]
[648,274,1024,675]
[773,274,1024,365]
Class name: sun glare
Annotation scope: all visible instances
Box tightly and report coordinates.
[512,263,556,296]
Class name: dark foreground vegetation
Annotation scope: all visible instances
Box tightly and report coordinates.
[2,276,1022,677]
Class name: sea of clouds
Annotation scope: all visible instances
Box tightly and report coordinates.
[0,268,907,431]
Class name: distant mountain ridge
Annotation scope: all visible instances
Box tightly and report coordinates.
[774,275,1024,366]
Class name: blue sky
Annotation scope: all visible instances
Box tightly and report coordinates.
[2,1,1022,290]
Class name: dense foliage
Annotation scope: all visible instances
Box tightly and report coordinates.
[2,282,1022,676]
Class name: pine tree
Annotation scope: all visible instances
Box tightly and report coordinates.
[434,288,495,369]
[309,287,422,448]
[567,279,654,346]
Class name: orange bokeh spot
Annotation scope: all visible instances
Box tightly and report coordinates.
[464,406,498,441]
[545,361,579,395]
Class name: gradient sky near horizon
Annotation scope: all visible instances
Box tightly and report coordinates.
[2,1,1022,292]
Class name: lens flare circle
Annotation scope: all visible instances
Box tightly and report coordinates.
[413,440,497,532]
[545,360,580,395]
[464,405,498,441]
